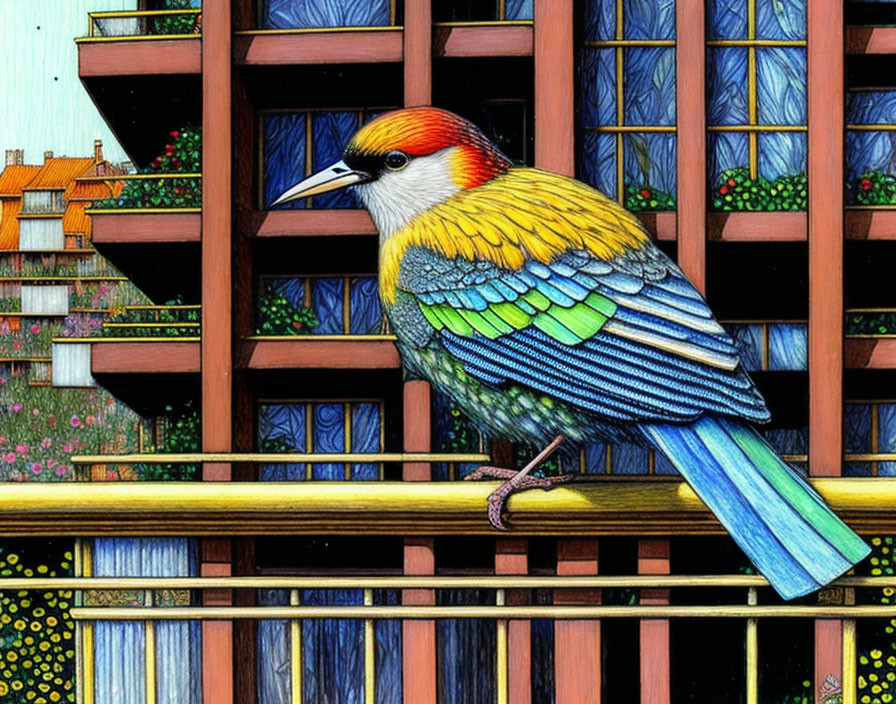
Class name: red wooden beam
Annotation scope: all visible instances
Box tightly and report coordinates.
[91,342,200,374]
[555,539,601,704]
[808,0,844,478]
[201,539,234,704]
[240,209,376,237]
[78,39,200,77]
[534,0,574,176]
[845,26,896,54]
[90,212,201,244]
[241,339,400,370]
[675,0,707,293]
[403,538,437,704]
[234,30,403,65]
[434,25,533,57]
[404,0,432,107]
[639,539,671,704]
[496,539,532,704]
[202,0,233,485]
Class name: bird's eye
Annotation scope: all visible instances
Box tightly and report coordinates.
[384,151,409,170]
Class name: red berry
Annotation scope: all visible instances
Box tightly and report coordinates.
[861,179,872,191]
[720,186,729,194]
[170,131,180,138]
[293,321,303,329]
[640,189,651,198]
[727,178,737,187]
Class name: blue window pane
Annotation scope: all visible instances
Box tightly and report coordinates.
[756,48,806,126]
[437,590,496,704]
[709,132,749,183]
[312,403,347,480]
[374,591,402,704]
[623,0,675,40]
[708,0,747,40]
[580,132,618,200]
[349,277,384,334]
[258,589,291,704]
[351,402,381,479]
[583,0,616,41]
[258,404,307,480]
[846,92,896,202]
[262,0,391,29]
[263,114,306,210]
[302,590,365,704]
[844,404,872,477]
[756,0,806,41]
[623,48,676,126]
[505,0,533,20]
[582,443,608,474]
[757,132,806,181]
[654,451,678,475]
[311,277,345,334]
[707,48,749,126]
[579,49,617,128]
[725,324,763,371]
[624,133,676,197]
[768,324,807,371]
[879,404,896,476]
[611,441,650,474]
[311,112,360,209]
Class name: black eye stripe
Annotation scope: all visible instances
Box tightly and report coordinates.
[343,149,411,177]
[385,151,409,170]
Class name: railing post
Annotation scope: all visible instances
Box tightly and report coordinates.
[201,539,233,704]
[403,0,432,107]
[403,538,437,704]
[496,539,531,704]
[639,539,670,704]
[555,539,601,704]
[534,0,574,176]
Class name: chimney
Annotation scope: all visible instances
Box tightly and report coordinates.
[94,140,105,176]
[5,149,23,166]
[44,151,53,162]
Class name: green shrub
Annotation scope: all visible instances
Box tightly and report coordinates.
[624,185,676,212]
[93,126,201,210]
[712,167,808,211]
[256,293,319,336]
[856,536,896,704]
[849,172,896,207]
[150,0,200,35]
[847,313,896,336]
[135,401,200,481]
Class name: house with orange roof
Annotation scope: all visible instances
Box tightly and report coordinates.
[0,153,40,251]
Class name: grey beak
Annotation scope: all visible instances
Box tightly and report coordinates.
[271,160,371,207]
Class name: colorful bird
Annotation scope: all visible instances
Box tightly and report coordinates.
[273,107,869,600]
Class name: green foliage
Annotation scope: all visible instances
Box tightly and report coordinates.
[624,185,676,212]
[0,542,75,703]
[856,536,896,704]
[96,304,200,338]
[135,400,200,481]
[256,293,319,336]
[92,126,201,210]
[150,0,201,35]
[712,167,808,211]
[850,172,896,207]
[779,681,813,704]
[847,312,896,336]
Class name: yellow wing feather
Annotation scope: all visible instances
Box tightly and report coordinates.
[380,168,651,304]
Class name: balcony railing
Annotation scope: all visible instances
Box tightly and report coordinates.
[91,305,201,339]
[84,9,202,40]
[0,572,888,704]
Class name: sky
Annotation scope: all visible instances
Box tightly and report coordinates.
[0,0,134,165]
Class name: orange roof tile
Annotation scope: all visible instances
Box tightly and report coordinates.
[0,199,22,249]
[24,158,94,190]
[67,178,122,201]
[62,201,91,236]
[0,165,41,197]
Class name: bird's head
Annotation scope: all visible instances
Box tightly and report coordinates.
[272,107,511,236]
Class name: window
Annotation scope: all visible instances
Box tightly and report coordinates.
[22,190,64,214]
[578,0,677,211]
[258,401,385,480]
[262,110,392,210]
[260,0,396,31]
[847,91,896,206]
[707,0,808,210]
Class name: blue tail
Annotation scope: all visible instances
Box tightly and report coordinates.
[641,416,870,600]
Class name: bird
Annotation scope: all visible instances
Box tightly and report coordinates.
[273,106,870,600]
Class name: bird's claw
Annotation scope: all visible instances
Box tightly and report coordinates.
[466,466,575,530]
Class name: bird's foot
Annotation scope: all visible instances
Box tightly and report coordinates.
[464,465,574,531]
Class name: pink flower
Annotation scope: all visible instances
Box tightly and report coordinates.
[15,444,28,455]
[54,465,67,477]
[30,463,42,475]
[10,403,21,413]
[47,459,56,469]
[70,415,81,427]
[4,452,15,464]
[32,408,39,417]
[48,414,55,426]
[0,377,7,386]
[11,341,20,350]
[30,324,40,335]
[85,415,95,426]
[40,437,51,449]
[0,437,7,445]
[62,443,73,454]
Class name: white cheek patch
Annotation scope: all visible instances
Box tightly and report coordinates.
[354,148,461,239]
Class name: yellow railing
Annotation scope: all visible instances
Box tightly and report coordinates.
[81,9,202,41]
[12,573,893,704]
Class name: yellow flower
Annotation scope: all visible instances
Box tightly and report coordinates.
[49,693,60,702]
[11,680,22,690]
[0,615,10,624]
[13,619,25,631]
[45,617,56,627]
[31,608,43,617]
[0,681,8,696]
[29,621,41,632]
[36,566,47,574]
[873,650,884,659]
[37,682,50,692]
[5,652,16,662]
[7,554,19,565]
[49,635,60,643]
[38,642,50,651]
